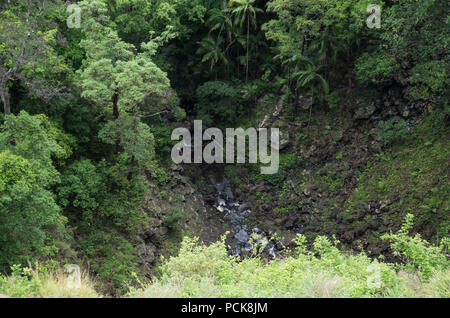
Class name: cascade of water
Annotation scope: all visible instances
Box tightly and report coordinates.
[209,175,277,259]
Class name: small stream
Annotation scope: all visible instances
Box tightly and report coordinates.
[208,174,278,259]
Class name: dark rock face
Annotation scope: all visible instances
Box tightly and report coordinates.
[136,242,156,265]
[354,103,376,119]
[137,164,225,273]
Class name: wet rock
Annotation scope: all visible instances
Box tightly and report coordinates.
[231,224,241,234]
[235,229,249,244]
[242,242,253,252]
[265,242,277,259]
[252,227,261,234]
[218,198,226,206]
[216,205,226,213]
[225,187,234,200]
[230,212,244,223]
[272,120,290,150]
[279,136,291,150]
[210,175,279,258]
[238,203,248,212]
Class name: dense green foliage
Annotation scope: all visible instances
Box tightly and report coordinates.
[130,217,449,297]
[0,112,68,267]
[0,0,448,297]
[195,81,244,126]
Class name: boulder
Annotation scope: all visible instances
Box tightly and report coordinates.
[170,163,183,172]
[354,103,376,119]
[298,96,313,110]
[272,120,290,150]
[235,229,250,244]
[136,243,156,264]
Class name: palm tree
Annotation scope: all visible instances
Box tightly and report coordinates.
[196,36,228,76]
[307,27,345,79]
[229,0,262,83]
[207,7,233,45]
[292,59,329,126]
[206,5,234,79]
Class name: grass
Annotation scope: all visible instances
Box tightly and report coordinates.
[0,264,99,298]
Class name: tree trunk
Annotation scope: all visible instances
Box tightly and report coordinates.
[294,88,299,112]
[127,155,135,181]
[246,16,249,83]
[308,93,314,128]
[1,91,11,115]
[112,91,121,153]
[127,112,139,181]
[112,91,119,119]
[301,34,306,56]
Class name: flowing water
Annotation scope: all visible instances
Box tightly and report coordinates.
[208,174,278,259]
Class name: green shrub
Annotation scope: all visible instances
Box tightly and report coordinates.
[129,235,414,298]
[256,153,301,184]
[58,159,106,222]
[382,214,449,279]
[194,81,244,126]
[326,91,340,110]
[410,61,448,95]
[163,206,183,230]
[355,52,400,86]
[0,151,65,269]
[0,265,39,297]
[77,229,141,295]
[149,165,169,184]
[376,118,409,145]
[151,124,179,155]
[173,106,187,122]
[34,114,77,165]
[58,158,148,232]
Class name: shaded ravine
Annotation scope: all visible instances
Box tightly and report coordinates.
[208,173,278,259]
